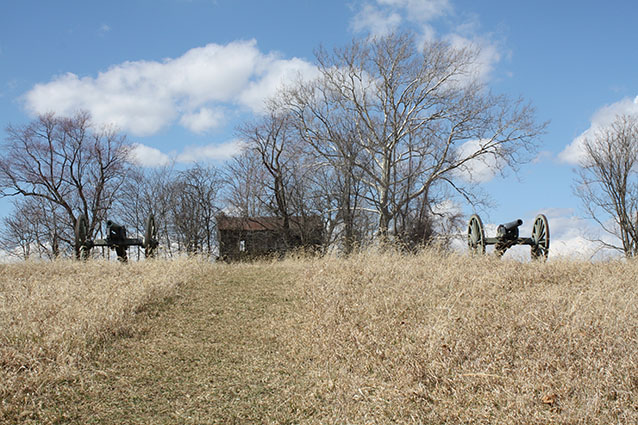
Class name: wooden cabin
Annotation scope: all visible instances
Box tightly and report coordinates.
[217,215,323,261]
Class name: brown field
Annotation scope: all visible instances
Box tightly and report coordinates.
[1,251,637,423]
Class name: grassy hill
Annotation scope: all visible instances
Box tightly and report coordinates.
[1,251,637,423]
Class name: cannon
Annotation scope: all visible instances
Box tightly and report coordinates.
[467,214,549,260]
[74,214,159,261]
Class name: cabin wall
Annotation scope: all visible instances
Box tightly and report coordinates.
[218,226,322,261]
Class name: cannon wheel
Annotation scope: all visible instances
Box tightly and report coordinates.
[74,214,90,260]
[531,214,550,261]
[467,214,486,255]
[144,214,158,258]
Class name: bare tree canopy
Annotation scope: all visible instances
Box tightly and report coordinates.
[236,107,298,223]
[575,114,638,257]
[113,163,177,259]
[0,197,67,259]
[171,163,223,255]
[285,33,546,241]
[0,111,133,256]
[224,147,271,218]
[231,103,325,248]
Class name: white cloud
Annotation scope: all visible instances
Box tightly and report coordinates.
[23,40,316,136]
[381,0,451,22]
[431,199,464,236]
[352,0,451,36]
[454,139,503,183]
[431,198,461,216]
[128,140,246,167]
[179,107,225,133]
[176,139,245,163]
[351,4,402,36]
[238,57,320,114]
[531,208,621,260]
[559,95,638,164]
[351,1,501,81]
[443,33,501,82]
[128,143,171,167]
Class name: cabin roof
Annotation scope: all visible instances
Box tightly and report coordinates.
[217,215,322,232]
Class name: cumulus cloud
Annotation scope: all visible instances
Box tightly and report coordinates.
[532,208,622,260]
[128,143,171,167]
[454,139,504,183]
[351,4,402,36]
[443,33,502,82]
[381,0,452,21]
[238,57,319,114]
[179,107,226,133]
[23,40,316,136]
[352,0,451,36]
[128,140,246,167]
[176,139,245,163]
[351,0,501,81]
[559,95,638,165]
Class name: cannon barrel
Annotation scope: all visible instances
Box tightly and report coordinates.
[501,219,523,231]
[106,220,123,229]
[106,220,127,241]
[496,219,522,239]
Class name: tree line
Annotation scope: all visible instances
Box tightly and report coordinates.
[22,32,638,260]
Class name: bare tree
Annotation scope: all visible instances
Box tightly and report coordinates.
[0,111,133,257]
[0,197,67,259]
[171,163,223,255]
[114,164,177,258]
[237,108,295,227]
[235,104,320,247]
[0,199,40,259]
[574,114,638,257]
[286,33,545,242]
[224,148,271,217]
[305,137,372,253]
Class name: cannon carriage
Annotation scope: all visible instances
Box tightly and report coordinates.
[467,214,549,261]
[74,214,159,261]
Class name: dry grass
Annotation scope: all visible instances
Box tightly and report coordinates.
[2,251,638,423]
[0,258,204,422]
[278,250,638,423]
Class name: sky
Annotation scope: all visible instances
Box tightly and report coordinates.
[1,0,637,259]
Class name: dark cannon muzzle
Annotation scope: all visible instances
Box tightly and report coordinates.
[106,220,127,242]
[497,219,522,239]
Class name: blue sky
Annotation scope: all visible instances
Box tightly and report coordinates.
[1,0,637,258]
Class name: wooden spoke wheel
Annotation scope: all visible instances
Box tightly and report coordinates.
[144,213,158,258]
[74,214,90,260]
[467,214,486,255]
[531,214,550,261]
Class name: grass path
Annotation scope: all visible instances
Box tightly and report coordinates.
[34,264,303,424]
